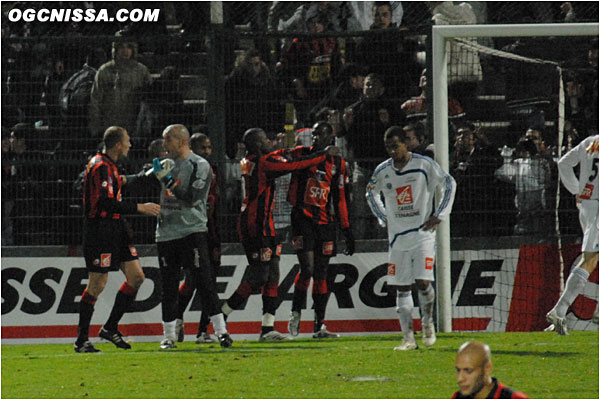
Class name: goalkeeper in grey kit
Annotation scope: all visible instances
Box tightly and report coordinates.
[154,124,232,349]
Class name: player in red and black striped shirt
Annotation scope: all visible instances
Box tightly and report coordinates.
[452,341,529,399]
[76,126,160,353]
[221,127,339,341]
[286,121,355,338]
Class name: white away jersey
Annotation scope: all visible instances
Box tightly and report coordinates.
[366,153,456,250]
[558,135,599,200]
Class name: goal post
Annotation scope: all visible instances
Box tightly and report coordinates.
[432,23,599,333]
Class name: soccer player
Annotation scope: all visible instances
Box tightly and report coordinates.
[75,126,161,353]
[546,134,599,334]
[155,124,232,349]
[366,126,456,350]
[287,121,355,338]
[452,341,529,399]
[174,133,222,343]
[220,127,339,341]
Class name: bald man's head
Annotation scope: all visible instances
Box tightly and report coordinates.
[162,124,191,159]
[455,341,493,397]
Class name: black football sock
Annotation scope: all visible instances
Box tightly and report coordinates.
[104,282,136,331]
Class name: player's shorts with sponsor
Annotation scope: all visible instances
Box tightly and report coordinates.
[157,232,210,270]
[387,240,436,286]
[241,235,282,264]
[579,199,599,253]
[83,219,138,273]
[291,209,337,257]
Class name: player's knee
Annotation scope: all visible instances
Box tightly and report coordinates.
[415,280,430,291]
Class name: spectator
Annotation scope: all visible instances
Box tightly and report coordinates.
[429,1,483,113]
[59,47,107,153]
[404,122,434,158]
[401,68,465,125]
[342,73,404,239]
[495,137,552,235]
[352,1,421,102]
[225,49,283,160]
[346,1,403,31]
[89,30,152,139]
[309,63,366,121]
[277,5,343,126]
[136,66,184,154]
[450,124,504,237]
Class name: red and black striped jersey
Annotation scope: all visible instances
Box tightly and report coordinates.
[83,153,137,220]
[452,378,528,399]
[287,146,350,228]
[238,148,328,239]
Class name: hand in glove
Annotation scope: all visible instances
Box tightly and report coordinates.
[342,228,355,256]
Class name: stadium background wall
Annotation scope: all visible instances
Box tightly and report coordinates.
[2,238,597,344]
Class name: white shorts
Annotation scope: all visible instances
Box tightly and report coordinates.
[387,240,436,286]
[580,200,599,253]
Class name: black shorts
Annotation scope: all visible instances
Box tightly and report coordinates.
[156,232,209,271]
[241,235,282,264]
[83,219,138,273]
[291,209,337,257]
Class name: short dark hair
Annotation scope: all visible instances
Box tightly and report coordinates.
[373,1,392,12]
[403,122,425,140]
[147,138,165,159]
[190,132,209,152]
[103,126,126,150]
[384,125,405,142]
[516,137,537,157]
[243,128,265,153]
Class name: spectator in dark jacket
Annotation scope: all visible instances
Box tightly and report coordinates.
[225,49,283,159]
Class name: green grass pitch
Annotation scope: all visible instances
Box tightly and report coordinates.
[2,331,598,398]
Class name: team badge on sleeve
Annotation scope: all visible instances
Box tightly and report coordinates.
[425,257,434,270]
[100,253,112,268]
[260,247,272,262]
[388,263,396,275]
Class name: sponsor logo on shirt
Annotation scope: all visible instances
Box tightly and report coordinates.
[396,185,413,205]
[305,178,330,207]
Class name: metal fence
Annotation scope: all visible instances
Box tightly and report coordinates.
[2,2,596,246]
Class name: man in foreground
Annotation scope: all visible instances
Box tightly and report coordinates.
[452,341,528,399]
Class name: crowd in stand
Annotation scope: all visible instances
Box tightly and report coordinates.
[1,1,598,245]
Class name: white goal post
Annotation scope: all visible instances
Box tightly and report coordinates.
[432,23,599,333]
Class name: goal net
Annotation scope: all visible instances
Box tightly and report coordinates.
[431,23,599,333]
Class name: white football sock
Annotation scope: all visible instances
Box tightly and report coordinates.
[555,267,589,318]
[262,313,275,327]
[210,313,228,336]
[163,320,176,341]
[418,285,435,325]
[396,291,414,341]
